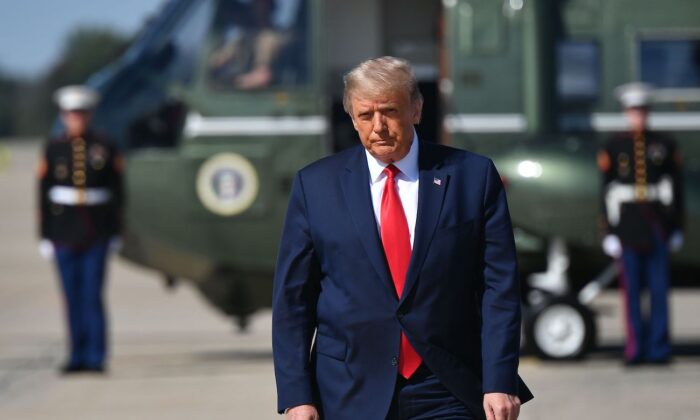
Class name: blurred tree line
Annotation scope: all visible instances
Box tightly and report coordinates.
[0,27,130,138]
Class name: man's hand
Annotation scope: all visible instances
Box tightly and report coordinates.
[285,404,319,420]
[108,236,123,253]
[484,392,520,420]
[38,239,54,260]
[602,234,622,258]
[669,231,684,253]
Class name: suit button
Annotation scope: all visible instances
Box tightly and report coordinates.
[397,309,405,319]
[391,356,398,367]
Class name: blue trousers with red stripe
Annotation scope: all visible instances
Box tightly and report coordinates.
[618,235,671,362]
[55,240,109,368]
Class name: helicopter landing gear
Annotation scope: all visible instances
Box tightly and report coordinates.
[524,295,596,360]
[527,236,570,295]
[523,237,615,360]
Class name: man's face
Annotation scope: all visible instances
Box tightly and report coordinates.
[624,107,649,133]
[61,110,91,137]
[349,89,422,164]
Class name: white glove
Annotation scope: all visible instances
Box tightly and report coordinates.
[602,234,622,258]
[108,236,123,253]
[38,239,54,260]
[669,231,684,253]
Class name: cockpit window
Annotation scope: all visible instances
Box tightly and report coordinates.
[639,38,700,89]
[207,0,309,91]
[123,1,215,150]
[167,0,216,84]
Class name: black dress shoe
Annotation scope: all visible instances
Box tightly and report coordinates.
[59,364,84,375]
[647,358,672,366]
[83,365,106,374]
[623,358,644,368]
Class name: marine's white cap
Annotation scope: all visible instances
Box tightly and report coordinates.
[614,82,654,109]
[53,85,100,111]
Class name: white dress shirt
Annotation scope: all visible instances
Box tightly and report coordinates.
[365,132,420,248]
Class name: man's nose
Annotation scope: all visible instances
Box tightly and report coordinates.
[372,112,386,133]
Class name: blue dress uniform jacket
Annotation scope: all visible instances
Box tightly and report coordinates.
[272,141,532,419]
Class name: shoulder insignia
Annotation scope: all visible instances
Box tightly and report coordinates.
[597,150,611,172]
[36,158,48,179]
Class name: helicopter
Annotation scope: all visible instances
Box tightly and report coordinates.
[70,0,699,357]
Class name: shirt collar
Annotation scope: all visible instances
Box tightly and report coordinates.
[365,131,419,184]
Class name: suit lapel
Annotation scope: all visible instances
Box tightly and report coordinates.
[339,147,396,298]
[401,142,449,305]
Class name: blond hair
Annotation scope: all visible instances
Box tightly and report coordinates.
[343,56,423,114]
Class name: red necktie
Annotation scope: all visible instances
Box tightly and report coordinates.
[380,164,422,379]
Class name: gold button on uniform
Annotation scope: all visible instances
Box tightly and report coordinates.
[72,137,87,188]
[73,170,86,185]
[633,134,648,201]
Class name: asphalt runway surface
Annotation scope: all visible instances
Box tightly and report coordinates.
[1,140,699,419]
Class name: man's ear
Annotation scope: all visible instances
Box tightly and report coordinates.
[350,114,360,132]
[412,100,423,125]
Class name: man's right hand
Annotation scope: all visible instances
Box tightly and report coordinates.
[669,231,684,252]
[38,239,54,260]
[602,234,622,258]
[285,405,319,420]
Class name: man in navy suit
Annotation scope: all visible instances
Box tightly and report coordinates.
[273,57,532,420]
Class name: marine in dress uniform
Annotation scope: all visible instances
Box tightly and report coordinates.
[598,83,685,365]
[37,85,124,374]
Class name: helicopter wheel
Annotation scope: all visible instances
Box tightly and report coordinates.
[525,296,596,360]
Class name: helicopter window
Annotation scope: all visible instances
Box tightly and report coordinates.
[166,0,216,84]
[556,40,600,103]
[207,0,309,91]
[124,1,215,150]
[639,38,700,89]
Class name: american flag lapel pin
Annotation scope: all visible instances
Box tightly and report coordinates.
[433,177,442,186]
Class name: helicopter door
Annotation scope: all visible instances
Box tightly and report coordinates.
[442,0,527,153]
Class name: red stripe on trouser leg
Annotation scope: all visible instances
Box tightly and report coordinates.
[617,260,638,360]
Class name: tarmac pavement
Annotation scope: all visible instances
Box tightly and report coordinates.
[1,140,699,419]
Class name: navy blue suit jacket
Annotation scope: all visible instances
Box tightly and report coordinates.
[273,141,532,419]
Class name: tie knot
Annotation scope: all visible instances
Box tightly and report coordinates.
[384,164,401,179]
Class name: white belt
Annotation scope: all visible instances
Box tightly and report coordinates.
[604,176,673,226]
[48,186,112,206]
